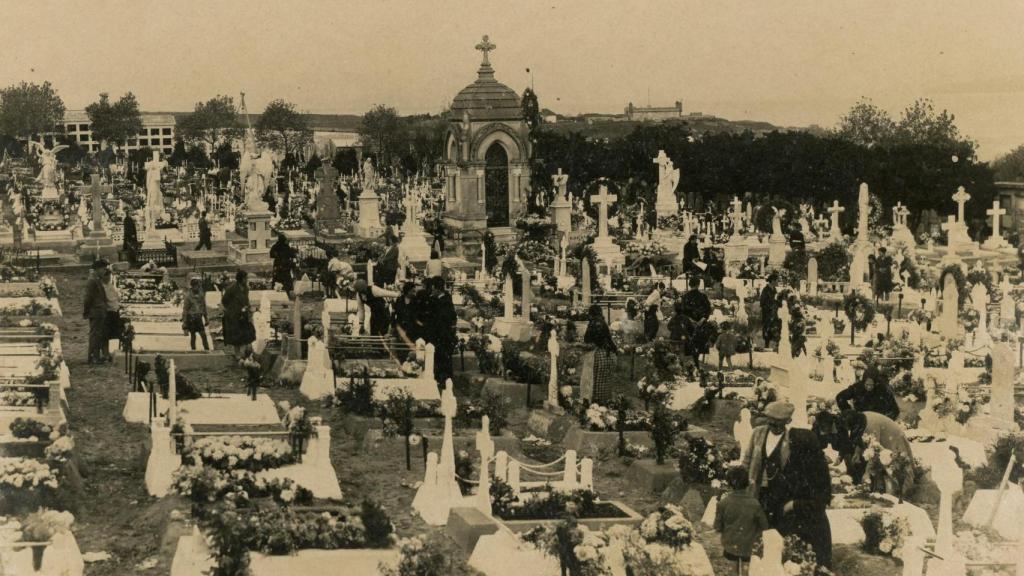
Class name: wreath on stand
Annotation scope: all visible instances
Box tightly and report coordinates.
[843,291,876,343]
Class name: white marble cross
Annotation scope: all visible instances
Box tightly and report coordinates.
[987,200,1006,234]
[590,184,617,239]
[828,200,845,232]
[941,215,957,235]
[952,186,971,223]
[729,196,744,232]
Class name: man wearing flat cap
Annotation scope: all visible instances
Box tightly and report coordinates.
[743,400,833,569]
[83,259,110,364]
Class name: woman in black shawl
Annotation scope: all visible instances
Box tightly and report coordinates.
[584,304,618,404]
[221,270,255,357]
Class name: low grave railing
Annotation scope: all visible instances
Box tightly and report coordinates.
[0,378,60,415]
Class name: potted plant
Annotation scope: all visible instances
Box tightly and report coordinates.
[21,509,74,571]
[831,316,846,335]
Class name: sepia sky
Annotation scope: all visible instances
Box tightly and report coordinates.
[2,0,1023,159]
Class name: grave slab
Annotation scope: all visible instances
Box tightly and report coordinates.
[123,392,280,425]
[469,530,560,576]
[962,484,1024,540]
[526,410,577,442]
[626,459,678,493]
[447,506,500,553]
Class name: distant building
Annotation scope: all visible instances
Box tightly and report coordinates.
[62,110,176,155]
[996,181,1024,237]
[625,101,683,122]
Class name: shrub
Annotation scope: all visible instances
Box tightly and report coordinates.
[816,241,851,282]
[334,371,376,416]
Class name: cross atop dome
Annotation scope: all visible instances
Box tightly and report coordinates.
[475,35,496,65]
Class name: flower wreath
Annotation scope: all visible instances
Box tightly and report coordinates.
[843,290,876,332]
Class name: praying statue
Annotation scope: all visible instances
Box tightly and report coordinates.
[239,131,274,212]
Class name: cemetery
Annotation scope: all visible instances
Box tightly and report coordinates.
[1,8,1024,576]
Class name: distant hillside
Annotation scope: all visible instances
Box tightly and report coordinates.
[540,115,806,140]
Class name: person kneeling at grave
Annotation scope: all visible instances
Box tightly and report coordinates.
[742,401,833,570]
[816,410,914,496]
[835,368,899,421]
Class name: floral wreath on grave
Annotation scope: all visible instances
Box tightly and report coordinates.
[273,215,304,231]
[959,308,980,334]
[751,534,826,576]
[861,436,920,499]
[930,385,982,425]
[859,510,909,561]
[677,436,728,487]
[737,256,762,280]
[637,503,695,549]
[37,276,58,299]
[843,290,876,332]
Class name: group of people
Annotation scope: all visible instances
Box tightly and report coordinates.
[82,259,122,364]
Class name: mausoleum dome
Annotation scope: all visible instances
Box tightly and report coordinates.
[450,39,522,121]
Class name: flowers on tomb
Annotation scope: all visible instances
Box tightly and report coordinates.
[745,379,778,416]
[638,503,694,549]
[842,290,876,333]
[43,436,74,464]
[584,403,618,431]
[0,457,60,492]
[37,276,58,299]
[753,535,825,576]
[20,508,75,542]
[0,298,57,317]
[861,437,918,497]
[636,377,671,406]
[182,436,296,473]
[0,390,38,407]
[677,436,728,486]
[8,418,64,441]
[930,385,980,424]
[115,274,180,305]
[859,510,909,561]
[625,237,667,258]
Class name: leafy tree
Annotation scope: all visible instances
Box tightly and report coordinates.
[332,148,359,174]
[0,81,65,142]
[85,92,143,146]
[178,95,241,150]
[833,98,895,149]
[893,98,974,156]
[521,87,541,133]
[256,99,311,156]
[992,144,1024,182]
[358,104,405,168]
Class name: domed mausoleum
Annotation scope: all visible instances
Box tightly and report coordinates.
[442,36,531,239]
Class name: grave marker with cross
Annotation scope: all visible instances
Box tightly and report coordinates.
[475,35,496,65]
[952,186,971,223]
[987,200,1007,236]
[828,200,845,239]
[590,184,617,240]
[88,174,112,238]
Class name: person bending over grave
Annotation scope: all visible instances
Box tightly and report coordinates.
[583,304,619,404]
[352,279,400,336]
[222,270,255,358]
[422,276,457,386]
[743,401,833,569]
[759,273,780,350]
[835,369,899,421]
[393,281,424,348]
[814,409,914,495]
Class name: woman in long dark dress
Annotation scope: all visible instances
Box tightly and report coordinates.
[222,270,255,357]
[352,279,400,336]
[270,236,296,295]
[583,304,618,404]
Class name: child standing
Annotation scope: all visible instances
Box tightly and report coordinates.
[715,321,738,369]
[714,465,769,575]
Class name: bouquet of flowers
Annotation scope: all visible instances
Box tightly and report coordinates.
[860,511,908,561]
[626,237,667,258]
[38,276,58,299]
[677,436,726,487]
[0,457,60,491]
[583,403,618,431]
[907,308,932,325]
[0,390,37,407]
[21,508,74,542]
[637,503,694,549]
[182,435,295,472]
[861,437,914,496]
[636,377,671,406]
[44,436,74,464]
[959,308,980,334]
[746,379,778,415]
[807,399,839,427]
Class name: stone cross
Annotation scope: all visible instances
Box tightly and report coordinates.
[987,200,1007,236]
[590,184,617,239]
[546,330,560,409]
[892,202,909,227]
[475,35,496,65]
[89,175,111,235]
[475,415,494,515]
[952,186,971,223]
[828,200,845,237]
[729,196,744,233]
[552,168,568,198]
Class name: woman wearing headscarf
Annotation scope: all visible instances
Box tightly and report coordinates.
[222,270,255,357]
[583,304,618,404]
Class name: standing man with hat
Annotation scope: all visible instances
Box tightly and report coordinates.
[83,259,111,364]
[742,401,833,569]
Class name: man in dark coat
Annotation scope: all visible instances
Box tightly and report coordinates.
[682,234,702,275]
[195,211,212,251]
[759,273,780,349]
[677,275,713,365]
[270,236,296,295]
[221,269,254,357]
[743,401,833,569]
[835,370,900,421]
[873,247,894,301]
[82,259,110,364]
[422,276,457,388]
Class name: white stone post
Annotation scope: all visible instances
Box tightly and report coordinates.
[508,461,521,495]
[494,450,508,482]
[546,331,560,410]
[476,416,494,516]
[563,450,577,487]
[580,458,593,490]
[167,359,177,424]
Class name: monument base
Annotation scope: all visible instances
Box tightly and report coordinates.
[891,226,917,248]
[491,317,533,342]
[655,199,678,219]
[591,236,625,268]
[400,233,432,262]
[982,236,1011,251]
[767,238,787,267]
[355,222,384,238]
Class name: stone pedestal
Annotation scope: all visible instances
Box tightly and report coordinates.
[355,189,384,238]
[626,459,678,493]
[446,507,500,553]
[400,230,432,262]
[551,196,571,236]
[891,225,916,248]
[491,317,533,342]
[230,210,273,264]
[767,237,787,267]
[41,185,59,201]
[724,238,749,275]
[591,236,625,268]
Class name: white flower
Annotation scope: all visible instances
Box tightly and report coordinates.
[711,479,722,489]
[574,544,598,563]
[879,450,893,466]
[879,539,893,553]
[783,561,802,575]
[280,489,295,503]
[863,448,876,460]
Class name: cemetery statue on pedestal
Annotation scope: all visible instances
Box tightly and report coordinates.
[767,207,787,266]
[355,157,384,238]
[30,141,69,201]
[848,184,871,291]
[240,131,274,213]
[653,149,680,219]
[142,150,168,247]
[890,201,916,248]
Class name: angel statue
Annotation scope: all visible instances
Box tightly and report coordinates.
[30,141,69,199]
[239,131,275,212]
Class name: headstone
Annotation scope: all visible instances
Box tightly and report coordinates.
[582,258,592,306]
[749,529,784,576]
[990,342,1015,423]
[777,301,792,360]
[827,200,845,242]
[971,283,990,335]
[550,169,571,234]
[291,298,302,358]
[806,257,818,296]
[546,331,561,410]
[1000,275,1016,328]
[437,381,463,501]
[939,274,959,338]
[733,408,753,459]
[475,416,494,515]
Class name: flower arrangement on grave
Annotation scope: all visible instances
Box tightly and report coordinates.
[930,385,978,424]
[0,389,38,407]
[37,276,58,299]
[907,307,932,326]
[860,437,916,497]
[380,535,466,576]
[745,379,778,416]
[0,299,56,317]
[817,241,851,282]
[0,263,37,282]
[182,436,296,472]
[814,340,842,362]
[859,510,909,561]
[752,535,825,576]
[626,237,668,258]
[200,496,395,576]
[0,457,60,513]
[843,290,875,334]
[677,436,727,487]
[737,257,763,280]
[657,214,683,231]
[515,212,555,238]
[830,315,846,335]
[889,370,929,403]
[583,403,619,431]
[20,508,75,570]
[858,329,917,384]
[274,215,304,231]
[42,436,74,464]
[638,503,695,549]
[455,391,510,435]
[9,418,64,441]
[171,465,313,509]
[378,389,418,470]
